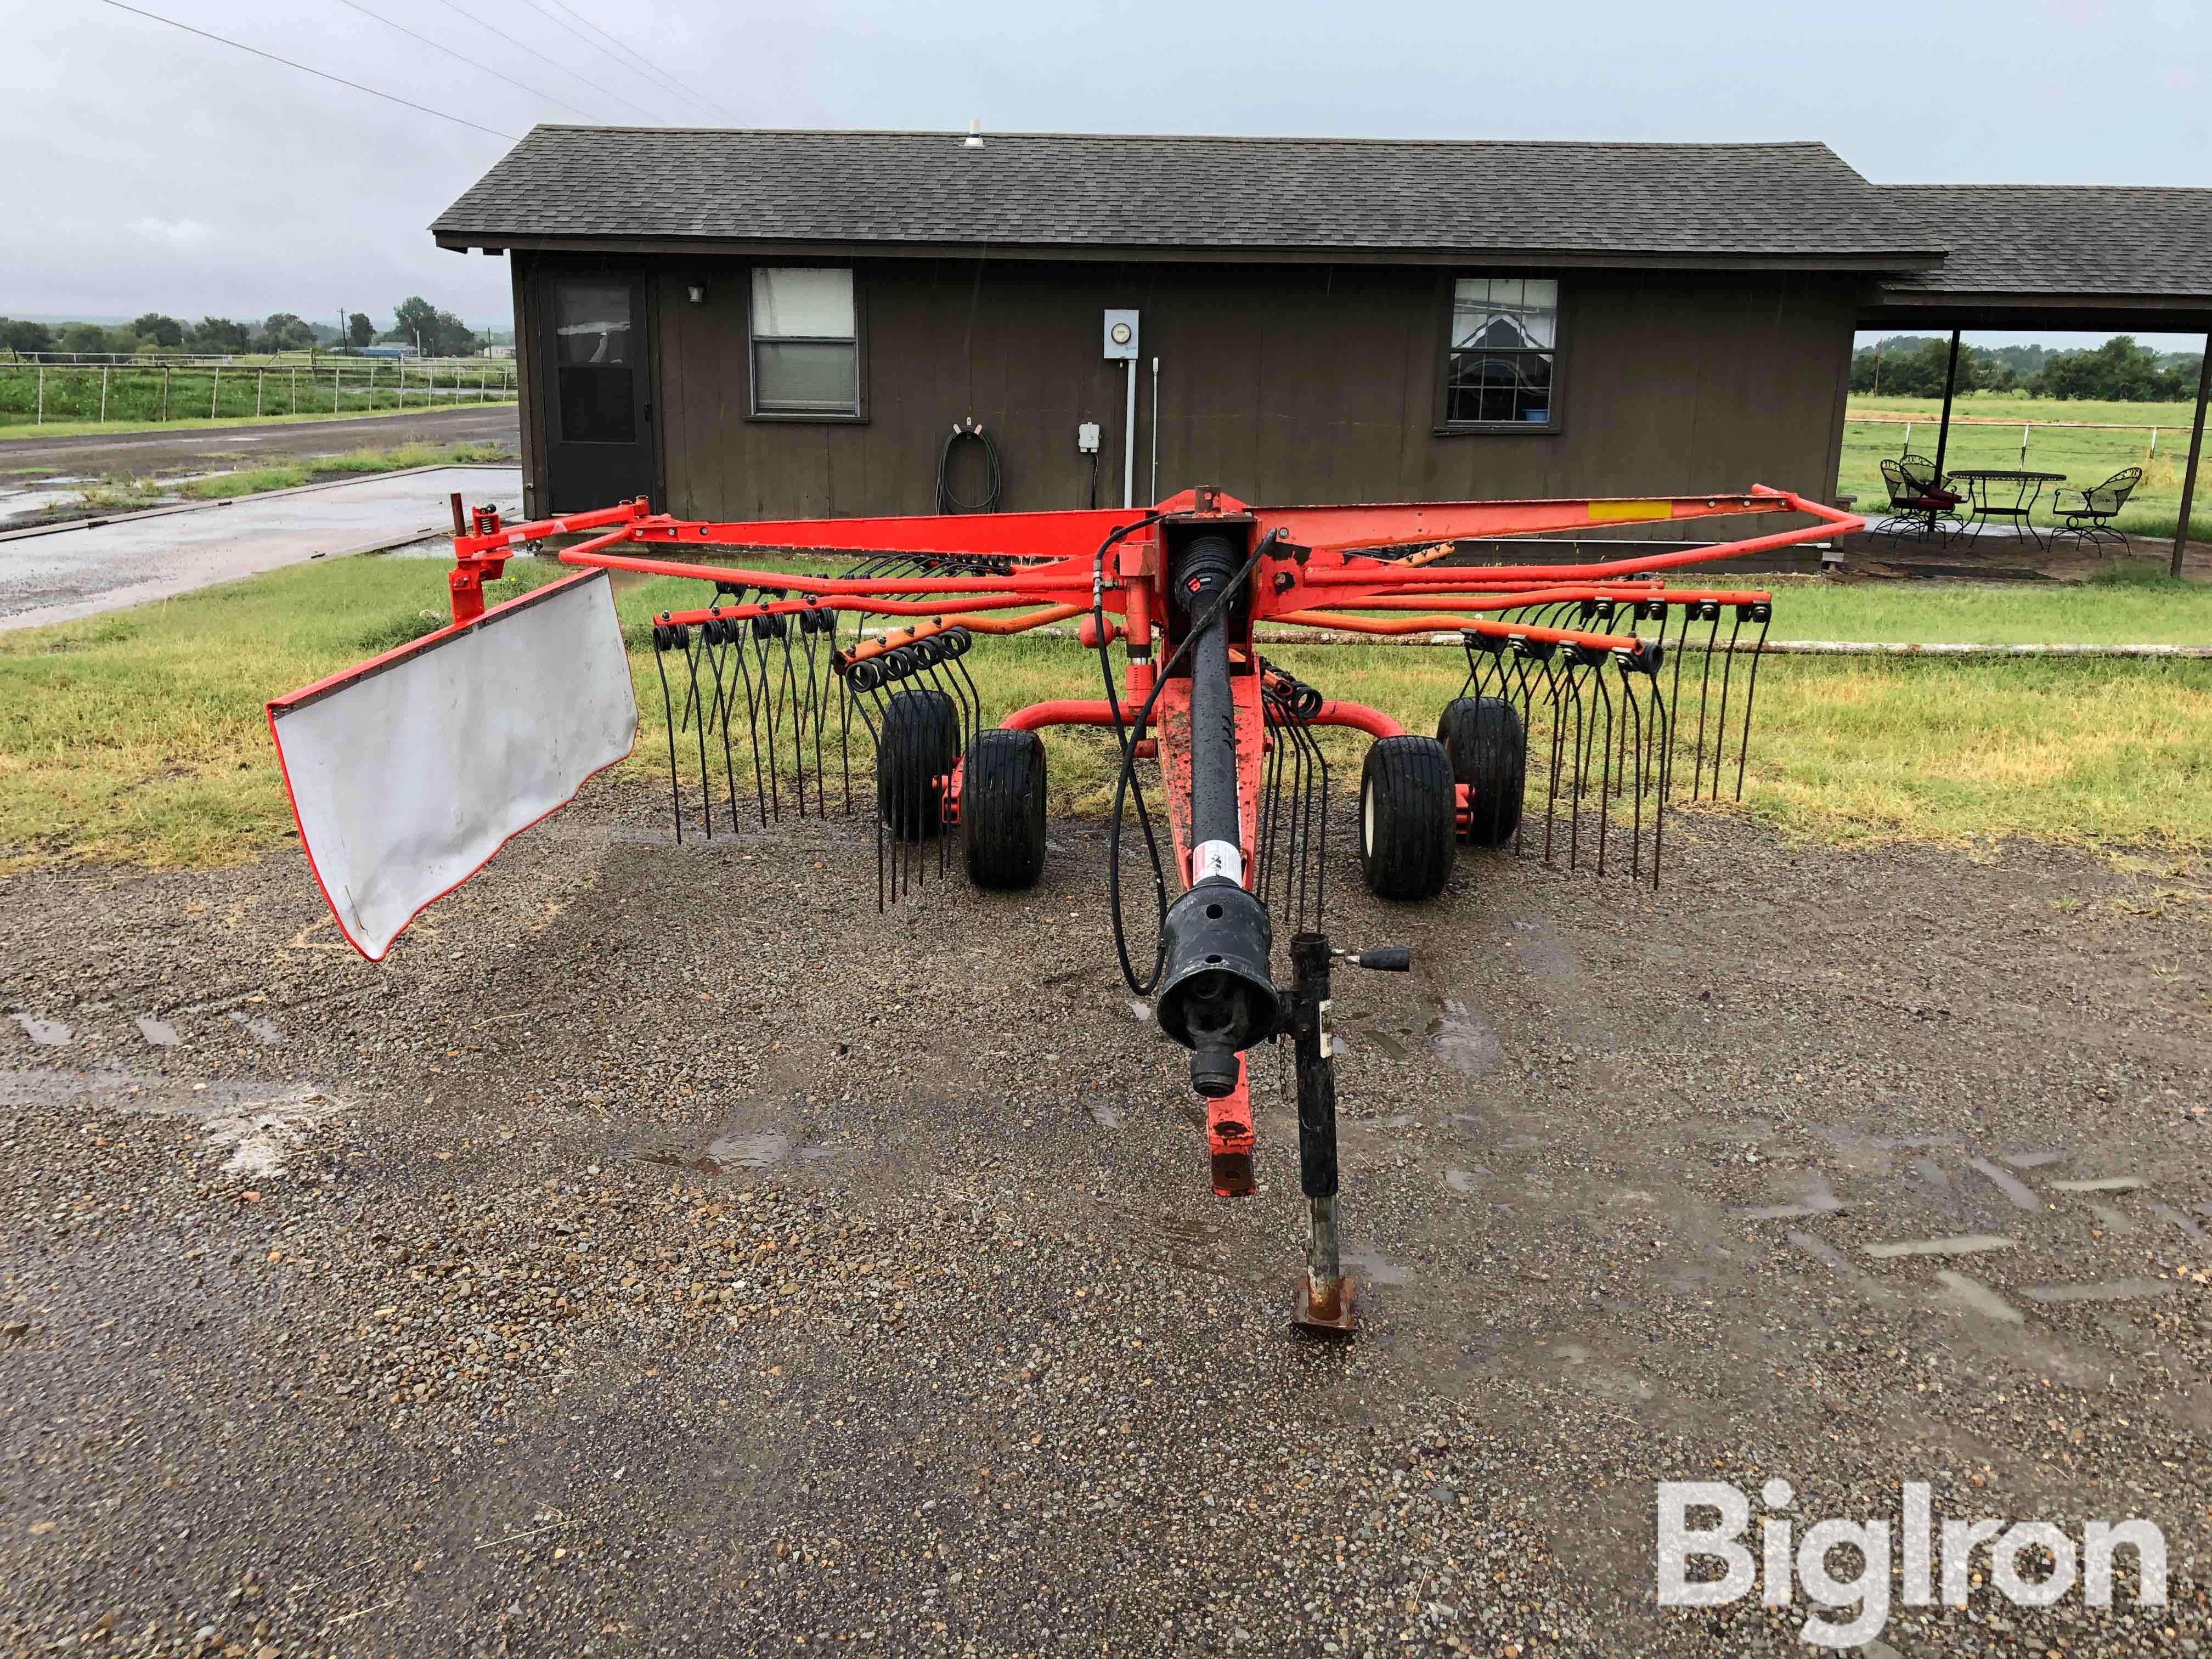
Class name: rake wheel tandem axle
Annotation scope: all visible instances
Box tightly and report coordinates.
[274,482,1860,1340]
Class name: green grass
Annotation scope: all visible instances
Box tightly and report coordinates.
[0,362,515,433]
[2,558,2208,873]
[1842,400,2209,543]
[175,439,515,500]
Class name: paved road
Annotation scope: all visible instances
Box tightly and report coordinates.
[0,464,522,630]
[1,796,2204,1656]
[0,405,518,478]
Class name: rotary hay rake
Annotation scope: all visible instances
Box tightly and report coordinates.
[268,483,1860,1336]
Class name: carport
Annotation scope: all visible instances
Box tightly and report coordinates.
[1865,185,2212,573]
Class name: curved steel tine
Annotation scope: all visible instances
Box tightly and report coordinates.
[1691,605,1721,801]
[1592,664,1615,879]
[706,629,742,826]
[1620,665,1645,882]
[681,627,715,839]
[849,686,886,910]
[652,629,684,845]
[750,624,784,823]
[1712,608,1746,809]
[1734,608,1773,802]
[1649,672,1672,887]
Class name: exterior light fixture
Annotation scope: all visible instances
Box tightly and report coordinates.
[687,282,708,304]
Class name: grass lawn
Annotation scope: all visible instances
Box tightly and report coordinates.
[174,439,515,500]
[1841,395,2209,543]
[0,402,515,445]
[3,558,2208,874]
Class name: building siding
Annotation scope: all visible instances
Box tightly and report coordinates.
[518,253,1860,522]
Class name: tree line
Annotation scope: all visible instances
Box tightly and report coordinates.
[1,297,499,360]
[1852,335,2206,401]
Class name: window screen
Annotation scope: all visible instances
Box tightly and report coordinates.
[752,267,857,415]
[1446,278,1558,427]
[552,280,635,444]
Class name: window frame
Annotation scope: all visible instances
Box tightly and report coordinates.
[746,265,867,424]
[1433,272,1565,437]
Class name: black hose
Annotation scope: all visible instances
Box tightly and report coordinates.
[934,419,1003,515]
[1104,527,1281,997]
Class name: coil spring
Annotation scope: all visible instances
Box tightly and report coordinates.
[838,626,973,692]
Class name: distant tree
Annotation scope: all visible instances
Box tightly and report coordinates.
[347,312,375,348]
[2033,336,2184,402]
[131,312,184,348]
[189,316,252,353]
[59,322,112,356]
[1988,344,2048,381]
[255,312,318,353]
[0,318,55,356]
[387,296,477,357]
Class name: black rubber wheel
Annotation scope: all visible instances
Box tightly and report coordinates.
[960,728,1048,889]
[1437,696,1526,847]
[1358,735,1456,901]
[878,689,958,840]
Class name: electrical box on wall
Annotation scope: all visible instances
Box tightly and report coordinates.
[1102,309,1139,361]
[1076,421,1101,454]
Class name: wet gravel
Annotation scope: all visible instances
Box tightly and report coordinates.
[1,787,2207,1657]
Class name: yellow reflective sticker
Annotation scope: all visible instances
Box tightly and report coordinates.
[1587,499,1673,523]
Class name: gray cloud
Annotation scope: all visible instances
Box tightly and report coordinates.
[11,0,2208,341]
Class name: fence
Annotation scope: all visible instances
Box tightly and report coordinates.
[1853,411,2177,465]
[0,359,517,428]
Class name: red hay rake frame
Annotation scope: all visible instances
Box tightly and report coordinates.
[384,483,1863,1333]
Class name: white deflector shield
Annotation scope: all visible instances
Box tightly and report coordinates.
[267,570,636,961]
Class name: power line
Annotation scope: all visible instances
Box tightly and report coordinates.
[95,0,517,142]
[329,0,595,122]
[420,0,658,121]
[509,0,736,123]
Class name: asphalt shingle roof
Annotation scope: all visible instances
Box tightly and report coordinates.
[1877,184,2212,298]
[432,127,1938,263]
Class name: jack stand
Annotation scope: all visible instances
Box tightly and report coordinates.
[1286,934,1411,1338]
[1287,934,1348,1335]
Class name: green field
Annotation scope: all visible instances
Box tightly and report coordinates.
[4,556,2208,873]
[0,360,515,431]
[1842,394,2208,543]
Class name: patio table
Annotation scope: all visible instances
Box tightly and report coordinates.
[1950,469,2066,549]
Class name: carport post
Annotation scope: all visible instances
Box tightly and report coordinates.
[1931,329,1961,481]
[2172,333,2211,579]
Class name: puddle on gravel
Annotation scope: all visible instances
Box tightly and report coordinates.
[12,1013,71,1046]
[1087,1100,1126,1130]
[228,1011,283,1044]
[1353,1026,1412,1062]
[1427,1000,1503,1077]
[136,1015,181,1047]
[1444,1167,1487,1194]
[639,1128,817,1177]
[1340,1241,1411,1285]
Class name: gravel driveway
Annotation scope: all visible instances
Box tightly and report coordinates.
[2,788,2205,1657]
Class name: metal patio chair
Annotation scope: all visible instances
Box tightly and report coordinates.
[1875,455,1967,542]
[2048,467,2142,555]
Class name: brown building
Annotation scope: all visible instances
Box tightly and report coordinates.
[429,128,2211,524]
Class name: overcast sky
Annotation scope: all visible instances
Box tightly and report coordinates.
[10,0,2207,349]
